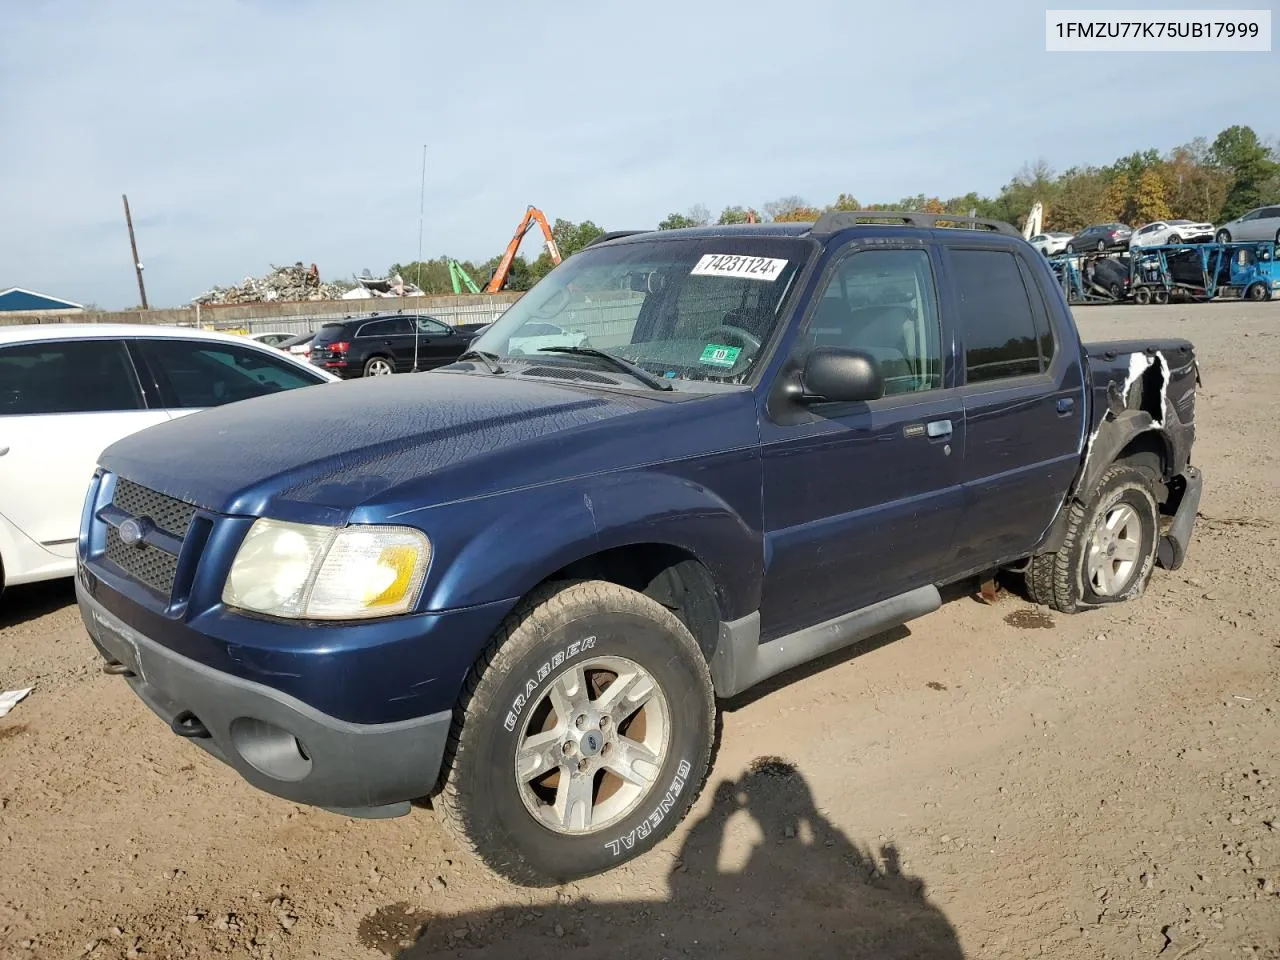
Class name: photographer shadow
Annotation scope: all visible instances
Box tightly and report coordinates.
[389,757,964,959]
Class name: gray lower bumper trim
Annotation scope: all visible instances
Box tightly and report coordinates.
[79,585,450,813]
[1157,465,1203,571]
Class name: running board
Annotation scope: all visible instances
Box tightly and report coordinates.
[710,585,942,699]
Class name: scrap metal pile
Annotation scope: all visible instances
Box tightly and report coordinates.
[191,262,354,304]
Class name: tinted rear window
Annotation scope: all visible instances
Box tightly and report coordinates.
[312,324,349,345]
[949,248,1043,384]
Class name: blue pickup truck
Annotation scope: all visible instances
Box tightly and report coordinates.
[77,212,1201,884]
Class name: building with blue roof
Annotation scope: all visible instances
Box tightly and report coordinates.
[0,287,85,314]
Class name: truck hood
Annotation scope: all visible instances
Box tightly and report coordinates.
[97,370,727,524]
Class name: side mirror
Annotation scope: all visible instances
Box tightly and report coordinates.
[800,347,884,403]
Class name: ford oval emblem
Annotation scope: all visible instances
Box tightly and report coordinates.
[119,518,145,547]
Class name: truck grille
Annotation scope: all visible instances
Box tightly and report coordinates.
[104,479,198,598]
[106,524,180,595]
[112,479,197,539]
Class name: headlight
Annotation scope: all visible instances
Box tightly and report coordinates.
[222,518,431,620]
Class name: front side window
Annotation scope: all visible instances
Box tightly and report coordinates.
[950,248,1043,384]
[801,248,943,395]
[414,317,451,335]
[470,237,813,385]
[0,339,143,415]
[136,339,325,408]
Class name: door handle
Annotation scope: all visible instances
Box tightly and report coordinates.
[1057,397,1075,415]
[925,419,952,438]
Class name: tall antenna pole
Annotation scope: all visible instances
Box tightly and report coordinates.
[416,144,426,293]
[123,193,148,309]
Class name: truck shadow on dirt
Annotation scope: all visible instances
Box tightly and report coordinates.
[374,757,964,959]
[0,579,75,629]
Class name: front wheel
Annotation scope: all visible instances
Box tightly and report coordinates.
[1247,282,1269,302]
[1097,240,1107,251]
[1065,244,1075,254]
[1216,230,1231,244]
[363,356,394,377]
[437,580,716,885]
[1167,234,1181,244]
[1026,464,1159,614]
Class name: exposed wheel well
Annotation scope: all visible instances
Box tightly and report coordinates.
[544,544,721,662]
[1115,433,1172,509]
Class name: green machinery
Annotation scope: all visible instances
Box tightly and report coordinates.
[449,260,481,295]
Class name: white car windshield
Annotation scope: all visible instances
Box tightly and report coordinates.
[470,235,813,385]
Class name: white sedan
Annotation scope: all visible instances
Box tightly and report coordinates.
[1028,232,1074,256]
[506,322,589,356]
[1129,220,1215,247]
[247,331,298,347]
[0,324,338,593]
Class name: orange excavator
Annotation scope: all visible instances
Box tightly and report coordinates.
[485,205,562,293]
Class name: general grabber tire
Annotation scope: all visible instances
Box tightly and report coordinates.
[1026,464,1160,615]
[437,580,716,885]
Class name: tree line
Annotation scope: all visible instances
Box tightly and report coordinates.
[393,124,1277,294]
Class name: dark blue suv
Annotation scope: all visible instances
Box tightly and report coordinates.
[77,212,1202,885]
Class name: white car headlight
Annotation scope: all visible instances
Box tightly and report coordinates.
[222,518,431,620]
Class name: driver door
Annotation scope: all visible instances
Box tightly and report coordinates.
[758,244,966,640]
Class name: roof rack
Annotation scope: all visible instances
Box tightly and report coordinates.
[584,230,652,248]
[810,210,1021,238]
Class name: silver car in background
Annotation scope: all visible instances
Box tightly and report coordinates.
[1215,204,1280,244]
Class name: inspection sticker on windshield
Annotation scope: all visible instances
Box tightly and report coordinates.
[699,343,742,368]
[690,254,788,281]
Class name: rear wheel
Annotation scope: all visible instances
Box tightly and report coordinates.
[1133,287,1152,305]
[1065,244,1075,255]
[1097,240,1107,251]
[438,580,716,885]
[1167,234,1181,244]
[363,356,394,377]
[1153,289,1170,305]
[1026,464,1159,614]
[1216,229,1231,244]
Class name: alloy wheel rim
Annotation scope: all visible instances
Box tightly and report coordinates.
[514,655,671,836]
[1086,502,1142,596]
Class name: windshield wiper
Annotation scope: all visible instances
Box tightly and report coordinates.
[455,349,505,374]
[537,346,673,392]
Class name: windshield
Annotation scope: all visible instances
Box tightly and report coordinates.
[469,236,813,385]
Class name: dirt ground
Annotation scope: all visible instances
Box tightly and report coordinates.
[2,300,1279,960]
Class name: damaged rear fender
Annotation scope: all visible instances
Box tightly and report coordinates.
[1036,347,1196,557]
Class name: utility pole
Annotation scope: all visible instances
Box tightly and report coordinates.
[122,193,148,309]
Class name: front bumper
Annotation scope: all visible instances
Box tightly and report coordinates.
[79,584,451,816]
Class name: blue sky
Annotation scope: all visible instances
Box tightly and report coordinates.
[0,0,1275,309]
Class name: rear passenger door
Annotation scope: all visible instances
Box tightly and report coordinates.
[759,244,967,639]
[942,244,1087,569]
[130,338,329,415]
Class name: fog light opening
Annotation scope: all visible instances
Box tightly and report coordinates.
[229,717,314,782]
